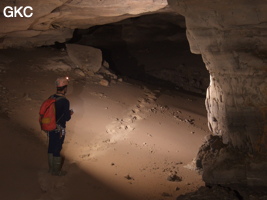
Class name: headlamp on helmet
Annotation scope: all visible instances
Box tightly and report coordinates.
[56,77,69,88]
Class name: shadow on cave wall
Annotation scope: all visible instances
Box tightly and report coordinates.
[66,13,209,95]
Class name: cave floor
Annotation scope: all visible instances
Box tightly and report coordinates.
[0,47,210,200]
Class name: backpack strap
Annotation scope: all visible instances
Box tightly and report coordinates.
[50,94,65,101]
[53,95,66,124]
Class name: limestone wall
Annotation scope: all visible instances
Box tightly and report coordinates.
[168,0,267,187]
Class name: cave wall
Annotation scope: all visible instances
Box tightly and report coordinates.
[168,0,267,187]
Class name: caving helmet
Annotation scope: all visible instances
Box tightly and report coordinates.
[55,77,69,88]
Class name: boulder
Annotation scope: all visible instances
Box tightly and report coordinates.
[66,44,102,73]
[99,79,109,87]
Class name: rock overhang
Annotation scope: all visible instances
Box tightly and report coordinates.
[0,0,172,48]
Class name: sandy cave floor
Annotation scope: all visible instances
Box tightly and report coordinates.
[0,48,210,200]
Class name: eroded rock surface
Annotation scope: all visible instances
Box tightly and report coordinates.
[168,0,267,189]
[0,0,168,48]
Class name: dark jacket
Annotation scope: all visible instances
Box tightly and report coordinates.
[54,94,71,128]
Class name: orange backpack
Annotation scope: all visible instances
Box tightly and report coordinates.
[39,96,64,131]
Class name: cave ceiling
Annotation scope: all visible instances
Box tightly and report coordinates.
[0,0,180,48]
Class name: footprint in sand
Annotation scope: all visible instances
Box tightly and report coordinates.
[105,88,160,143]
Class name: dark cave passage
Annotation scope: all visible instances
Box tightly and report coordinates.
[67,13,209,95]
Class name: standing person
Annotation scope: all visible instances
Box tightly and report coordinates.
[48,77,74,176]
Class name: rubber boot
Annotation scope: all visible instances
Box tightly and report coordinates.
[52,156,67,176]
[48,153,53,173]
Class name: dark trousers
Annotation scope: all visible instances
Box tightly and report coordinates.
[48,130,65,157]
